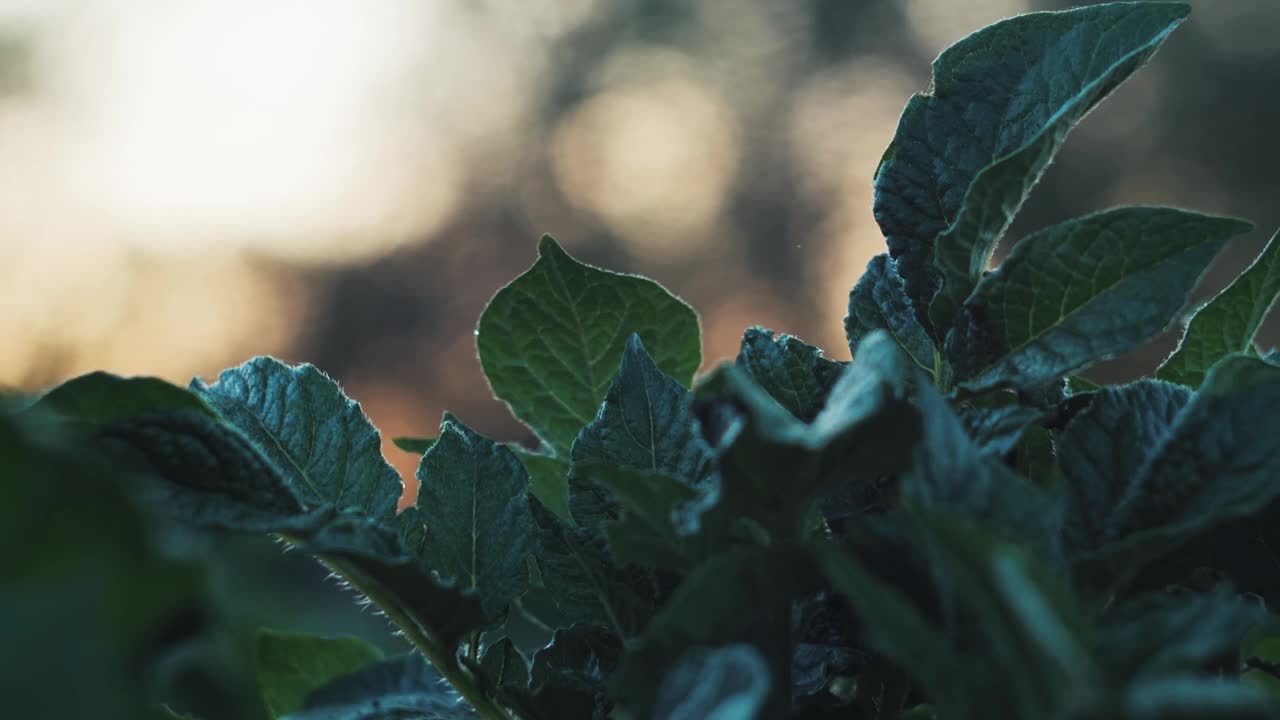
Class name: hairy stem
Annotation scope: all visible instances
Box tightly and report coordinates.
[321,555,514,720]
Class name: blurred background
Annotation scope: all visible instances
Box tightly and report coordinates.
[2,0,1278,501]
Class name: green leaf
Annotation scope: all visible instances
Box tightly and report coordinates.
[1122,677,1276,719]
[1079,356,1280,582]
[529,498,658,639]
[478,637,529,692]
[415,414,534,619]
[612,546,817,718]
[392,436,435,455]
[96,409,310,532]
[958,400,1045,457]
[1057,380,1191,561]
[948,208,1250,393]
[1159,228,1280,387]
[1097,590,1270,683]
[689,331,920,541]
[873,1,1190,335]
[477,235,701,456]
[651,645,771,720]
[846,254,936,373]
[573,462,704,569]
[255,630,382,718]
[280,653,477,720]
[570,334,712,486]
[513,446,571,521]
[191,357,403,520]
[25,371,216,426]
[904,378,1058,550]
[737,326,848,421]
[529,624,621,719]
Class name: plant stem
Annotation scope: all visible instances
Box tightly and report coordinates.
[321,556,514,720]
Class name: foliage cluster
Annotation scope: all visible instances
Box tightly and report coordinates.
[8,3,1280,719]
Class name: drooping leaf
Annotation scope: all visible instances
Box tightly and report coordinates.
[1159,228,1280,387]
[280,653,477,720]
[528,498,659,639]
[478,637,529,692]
[255,630,383,718]
[612,546,817,718]
[415,414,534,620]
[873,1,1190,336]
[476,235,701,456]
[24,371,216,426]
[689,331,919,542]
[737,326,848,421]
[392,436,435,455]
[948,208,1250,393]
[191,357,403,520]
[1057,381,1192,561]
[1079,356,1280,583]
[651,645,771,720]
[846,254,936,374]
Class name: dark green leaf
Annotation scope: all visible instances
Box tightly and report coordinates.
[476,235,701,456]
[478,638,529,692]
[1159,228,1280,387]
[1122,677,1275,719]
[574,462,704,569]
[690,331,919,541]
[191,357,403,520]
[282,653,477,720]
[392,436,435,455]
[414,414,534,620]
[1066,375,1103,395]
[529,498,658,639]
[958,400,1044,457]
[1089,356,1280,576]
[514,447,571,521]
[846,254,935,373]
[612,547,817,718]
[255,630,382,718]
[530,625,621,719]
[948,208,1250,392]
[1057,380,1191,561]
[25,371,216,426]
[651,645,771,720]
[1097,590,1270,683]
[873,1,1190,335]
[737,326,848,421]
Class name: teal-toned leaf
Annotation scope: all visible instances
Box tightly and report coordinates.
[415,414,534,619]
[476,235,701,456]
[255,630,383,718]
[25,371,216,426]
[571,334,712,486]
[1066,375,1102,395]
[1265,349,1279,365]
[574,462,704,569]
[612,547,817,718]
[948,208,1250,393]
[97,409,310,532]
[651,645,771,720]
[816,542,982,718]
[392,436,435,455]
[737,326,847,421]
[846,254,936,373]
[1057,380,1191,561]
[873,1,1190,335]
[904,377,1058,550]
[958,400,1044,457]
[1097,590,1270,683]
[479,638,529,692]
[281,653,476,720]
[529,624,621,719]
[1122,677,1275,719]
[529,499,658,639]
[513,447,571,521]
[1159,228,1280,387]
[689,331,919,541]
[1079,356,1280,583]
[191,357,403,520]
